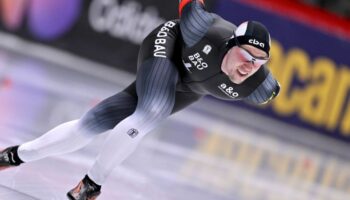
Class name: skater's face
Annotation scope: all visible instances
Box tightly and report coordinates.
[221,44,269,84]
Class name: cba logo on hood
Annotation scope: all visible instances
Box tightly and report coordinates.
[0,0,82,40]
[248,39,265,48]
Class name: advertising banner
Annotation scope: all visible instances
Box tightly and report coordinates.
[0,0,217,73]
[214,0,350,142]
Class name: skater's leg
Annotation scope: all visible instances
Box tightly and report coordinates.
[18,120,92,162]
[87,58,179,185]
[17,90,137,162]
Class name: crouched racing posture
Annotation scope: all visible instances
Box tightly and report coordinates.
[0,0,280,199]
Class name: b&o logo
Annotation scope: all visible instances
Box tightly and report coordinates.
[188,52,208,70]
[218,83,239,98]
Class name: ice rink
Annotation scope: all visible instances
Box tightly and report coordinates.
[0,33,350,200]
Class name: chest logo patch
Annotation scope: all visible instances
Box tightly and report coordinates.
[202,45,212,55]
[188,53,208,70]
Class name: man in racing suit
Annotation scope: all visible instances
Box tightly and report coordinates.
[0,1,280,199]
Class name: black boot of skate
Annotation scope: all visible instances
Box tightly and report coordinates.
[0,146,23,170]
[67,175,101,200]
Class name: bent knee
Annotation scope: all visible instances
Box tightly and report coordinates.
[79,110,114,134]
[136,101,174,122]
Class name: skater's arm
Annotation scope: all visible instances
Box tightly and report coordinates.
[179,0,205,16]
[178,0,214,47]
[244,72,280,105]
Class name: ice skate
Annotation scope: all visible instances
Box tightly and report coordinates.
[67,175,101,200]
[0,146,23,171]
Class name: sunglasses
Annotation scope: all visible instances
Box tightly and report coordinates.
[227,31,270,67]
[237,46,269,67]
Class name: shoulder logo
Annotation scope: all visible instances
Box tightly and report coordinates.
[202,45,212,55]
[218,83,239,99]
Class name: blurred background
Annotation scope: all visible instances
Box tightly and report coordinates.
[0,0,349,199]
